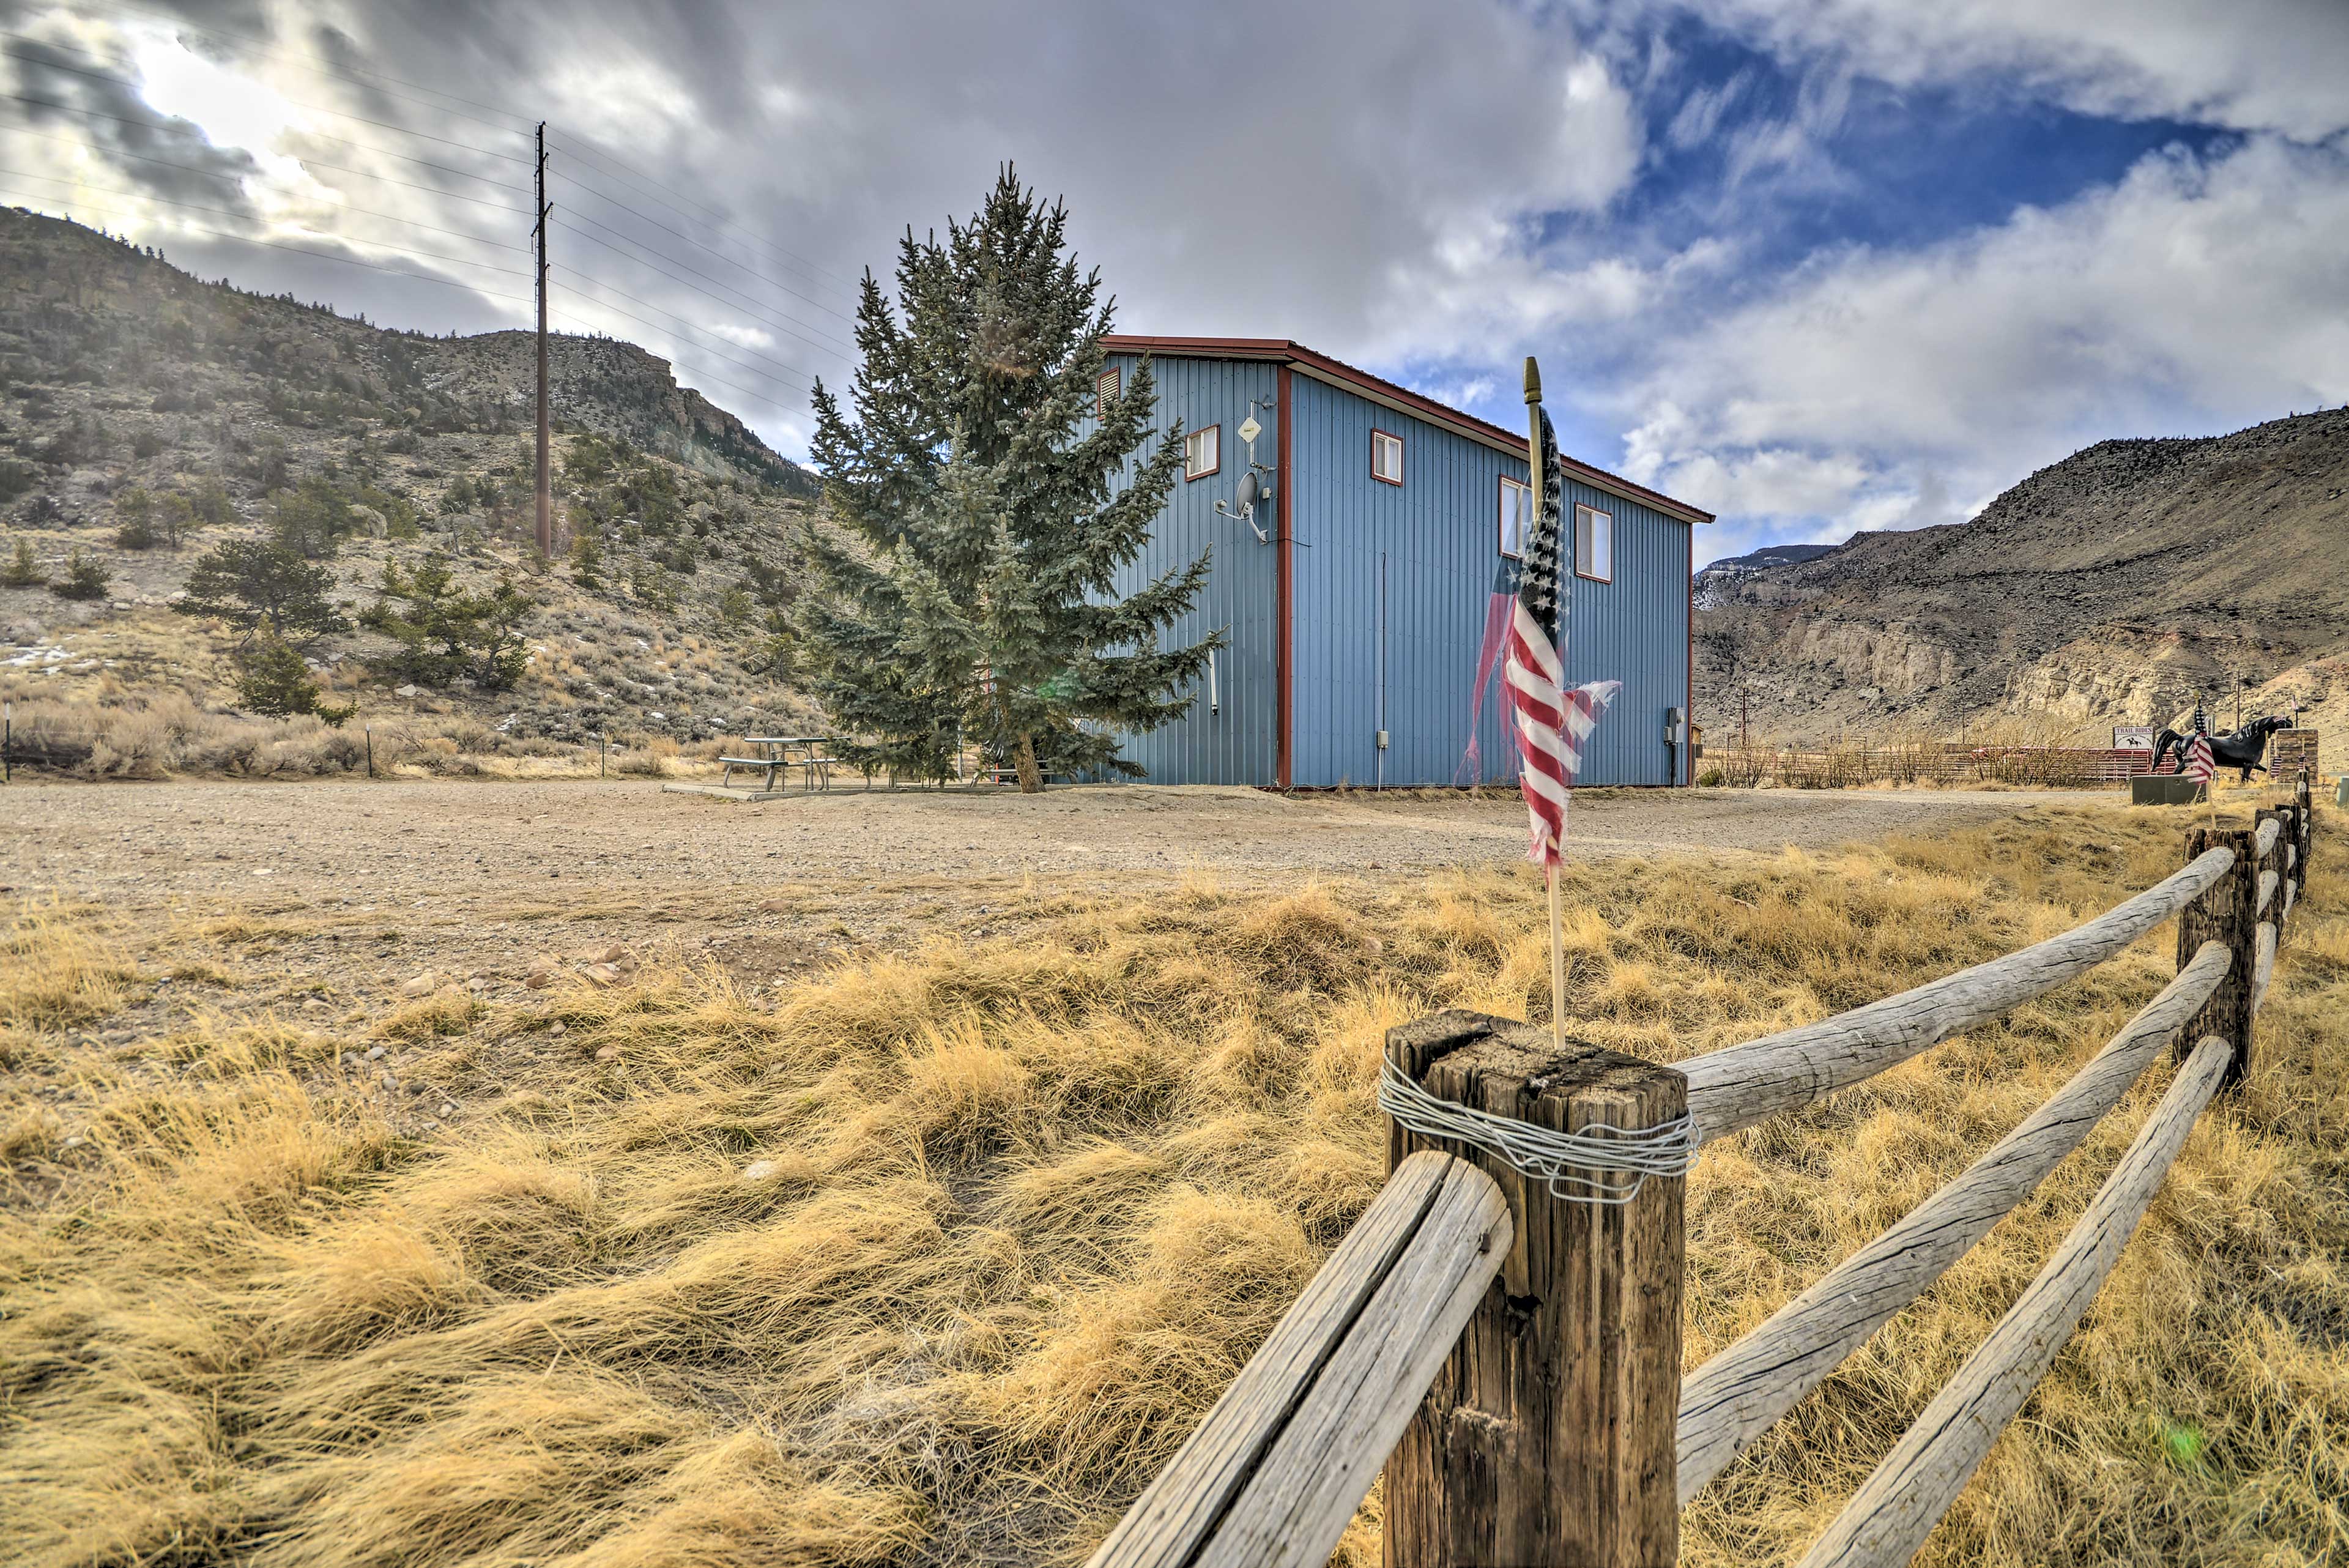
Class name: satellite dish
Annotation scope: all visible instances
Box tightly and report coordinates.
[1215,464,1275,544]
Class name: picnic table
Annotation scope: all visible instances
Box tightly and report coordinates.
[719,735,841,792]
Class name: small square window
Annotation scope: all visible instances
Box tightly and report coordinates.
[1184,424,1220,481]
[1096,367,1121,420]
[1574,503,1614,583]
[1498,475,1532,558]
[1371,429,1403,485]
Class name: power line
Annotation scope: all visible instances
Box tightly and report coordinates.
[548,166,857,325]
[0,165,531,276]
[553,212,849,366]
[548,270,813,395]
[288,154,528,215]
[0,89,527,195]
[550,304,806,419]
[546,133,859,306]
[51,0,540,138]
[547,129,854,291]
[0,188,535,308]
[0,119,525,250]
[0,35,532,164]
[7,29,861,385]
[0,92,526,214]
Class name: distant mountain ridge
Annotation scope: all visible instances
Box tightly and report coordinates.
[1693,541,1839,608]
[1694,407,2349,765]
[0,206,814,491]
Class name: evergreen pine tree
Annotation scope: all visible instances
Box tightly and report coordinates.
[795,168,1221,792]
[1,538,41,588]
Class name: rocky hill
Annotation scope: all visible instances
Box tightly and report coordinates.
[1695,409,2349,760]
[0,206,826,752]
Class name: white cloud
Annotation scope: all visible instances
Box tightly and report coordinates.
[1608,135,2349,558]
[1684,0,2349,141]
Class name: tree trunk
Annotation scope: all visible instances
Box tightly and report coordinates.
[1015,731,1044,793]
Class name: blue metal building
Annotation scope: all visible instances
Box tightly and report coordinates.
[1091,336,1712,789]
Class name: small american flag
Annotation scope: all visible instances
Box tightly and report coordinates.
[1505,407,1620,866]
[2183,732,2216,786]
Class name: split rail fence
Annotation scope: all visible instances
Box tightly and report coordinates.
[1089,776,2319,1568]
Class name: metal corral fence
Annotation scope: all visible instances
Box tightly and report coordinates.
[1089,776,2318,1568]
[1707,743,2153,789]
[1707,730,2324,790]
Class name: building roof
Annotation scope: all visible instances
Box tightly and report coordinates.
[1099,335,1713,526]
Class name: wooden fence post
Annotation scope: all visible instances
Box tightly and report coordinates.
[2176,827,2258,1089]
[2296,776,2314,897]
[1383,1010,1687,1567]
[2257,805,2290,937]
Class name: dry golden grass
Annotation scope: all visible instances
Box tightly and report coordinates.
[1,803,2343,1567]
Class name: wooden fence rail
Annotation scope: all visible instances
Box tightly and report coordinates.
[1794,1035,2238,1568]
[1672,938,2231,1501]
[1678,845,2233,1139]
[1093,777,2319,1568]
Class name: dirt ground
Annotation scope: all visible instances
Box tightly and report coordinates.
[0,777,2110,1044]
[6,776,2113,901]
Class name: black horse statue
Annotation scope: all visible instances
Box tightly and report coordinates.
[2149,714,2294,781]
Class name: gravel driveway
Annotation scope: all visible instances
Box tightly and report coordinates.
[5,778,2111,910]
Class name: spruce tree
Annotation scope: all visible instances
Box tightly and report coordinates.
[796,168,1222,792]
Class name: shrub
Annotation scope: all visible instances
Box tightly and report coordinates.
[50,549,111,601]
[1696,767,1725,786]
[269,474,356,559]
[1,538,40,588]
[362,555,534,691]
[188,475,234,527]
[113,487,159,549]
[174,538,346,637]
[234,622,352,724]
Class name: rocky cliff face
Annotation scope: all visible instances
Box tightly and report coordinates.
[1695,408,2349,760]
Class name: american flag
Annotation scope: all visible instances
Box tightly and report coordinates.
[1505,407,1620,866]
[2183,731,2216,786]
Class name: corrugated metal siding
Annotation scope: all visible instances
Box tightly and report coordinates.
[1090,353,1282,786]
[1286,371,1690,788]
[1551,474,1691,787]
[1086,351,1692,789]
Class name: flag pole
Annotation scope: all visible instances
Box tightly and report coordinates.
[1528,355,1567,1053]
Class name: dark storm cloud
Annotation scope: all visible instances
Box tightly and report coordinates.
[4,0,2343,562]
[1,31,263,212]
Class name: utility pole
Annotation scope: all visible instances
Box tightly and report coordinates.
[533,122,552,559]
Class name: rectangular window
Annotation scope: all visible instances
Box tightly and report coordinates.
[1498,475,1532,558]
[1371,429,1404,485]
[1185,423,1220,480]
[1575,503,1614,583]
[1096,367,1121,420]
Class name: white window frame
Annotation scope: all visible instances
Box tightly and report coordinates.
[1370,428,1404,486]
[1184,423,1220,481]
[1574,503,1614,584]
[1498,475,1532,559]
[1096,367,1121,420]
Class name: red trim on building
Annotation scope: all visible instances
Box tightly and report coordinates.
[1370,427,1404,486]
[1100,335,1714,526]
[1685,519,1695,787]
[1275,364,1293,792]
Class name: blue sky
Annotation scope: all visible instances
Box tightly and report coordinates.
[2,0,2343,567]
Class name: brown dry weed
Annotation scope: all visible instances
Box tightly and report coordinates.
[1,803,2342,1566]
